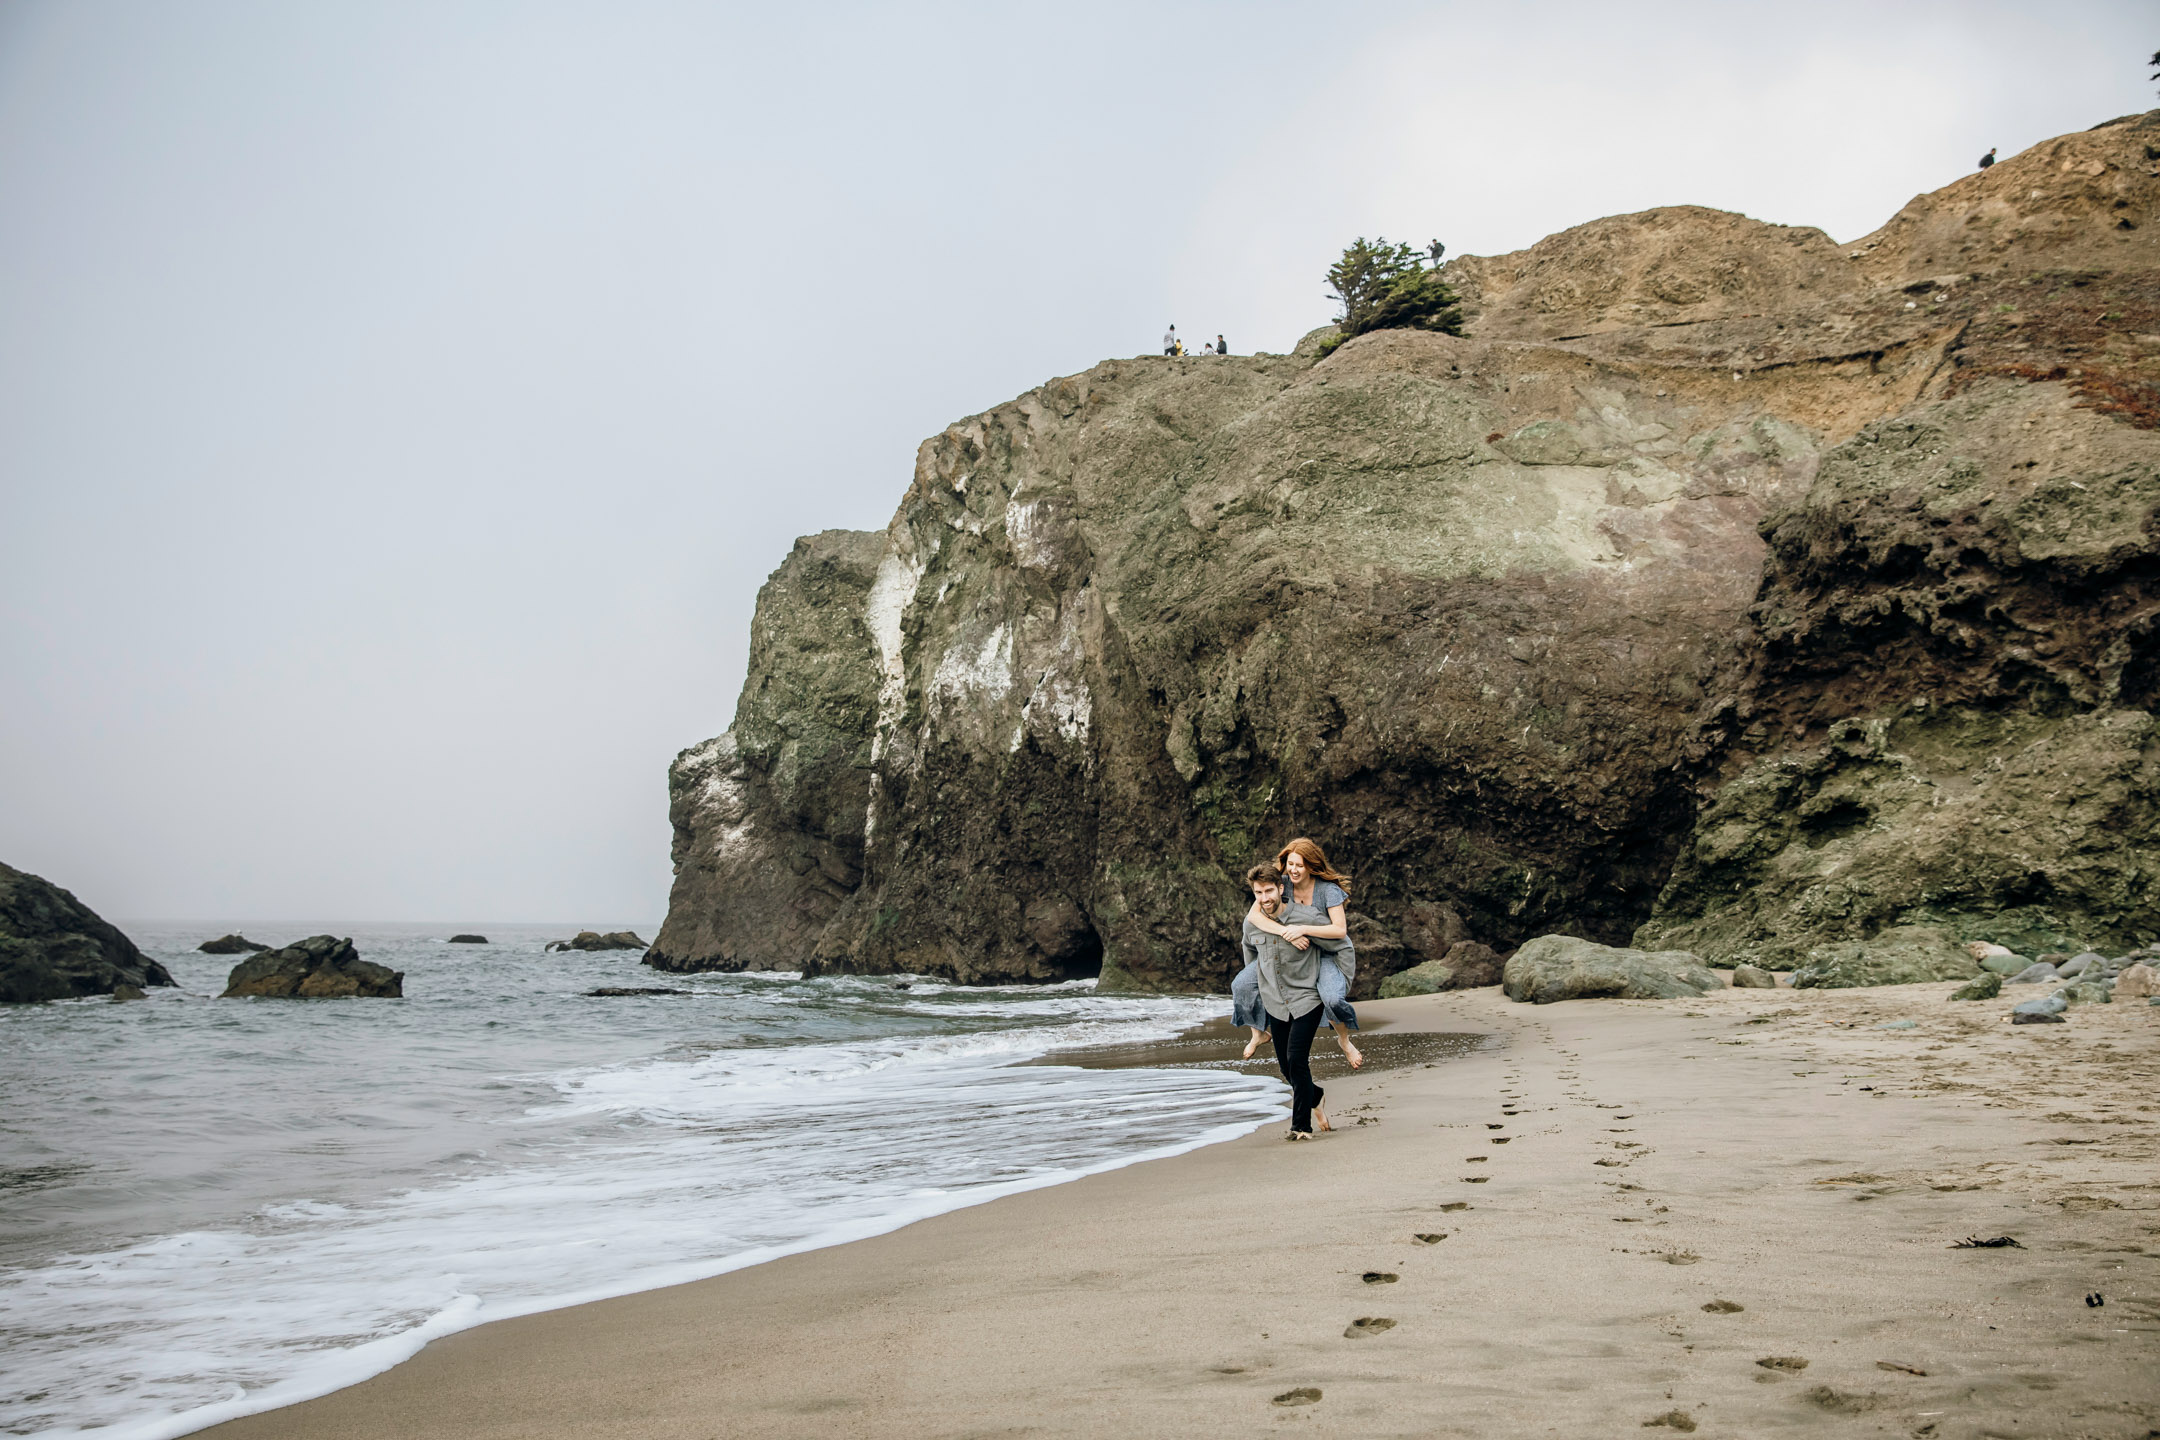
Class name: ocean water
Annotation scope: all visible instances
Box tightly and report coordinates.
[0,925,1281,1438]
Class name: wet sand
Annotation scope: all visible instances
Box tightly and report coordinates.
[202,982,2158,1440]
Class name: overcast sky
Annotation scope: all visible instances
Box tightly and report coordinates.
[2,1,2152,926]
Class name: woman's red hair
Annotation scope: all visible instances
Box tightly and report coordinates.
[1275,837,1351,898]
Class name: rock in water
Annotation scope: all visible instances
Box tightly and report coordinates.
[2116,963,2158,1000]
[0,861,174,1004]
[221,936,402,998]
[652,111,2160,990]
[447,934,488,945]
[1732,964,1777,989]
[547,930,648,953]
[1949,972,2003,1001]
[197,933,269,955]
[1501,936,1720,1003]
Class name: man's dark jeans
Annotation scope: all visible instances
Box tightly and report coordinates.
[1267,1004,1326,1133]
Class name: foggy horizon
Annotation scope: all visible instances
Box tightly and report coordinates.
[4,0,2153,925]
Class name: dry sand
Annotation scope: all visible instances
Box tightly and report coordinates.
[204,982,2158,1440]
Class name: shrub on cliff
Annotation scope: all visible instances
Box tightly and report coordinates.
[1318,237,1463,356]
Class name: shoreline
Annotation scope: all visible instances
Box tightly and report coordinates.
[198,982,2158,1439]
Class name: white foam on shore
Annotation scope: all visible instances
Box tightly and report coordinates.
[4,993,1278,1440]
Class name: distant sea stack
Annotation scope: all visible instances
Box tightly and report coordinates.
[1,862,176,1004]
[447,934,489,944]
[548,930,648,952]
[653,111,2160,992]
[198,933,269,955]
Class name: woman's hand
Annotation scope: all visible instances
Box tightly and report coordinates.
[1280,925,1312,950]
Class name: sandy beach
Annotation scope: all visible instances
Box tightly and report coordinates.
[203,982,2159,1440]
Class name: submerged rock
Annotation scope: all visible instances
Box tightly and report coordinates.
[221,936,402,998]
[547,931,648,953]
[197,933,269,955]
[1502,935,1720,1003]
[1,861,175,1004]
[1790,926,1979,990]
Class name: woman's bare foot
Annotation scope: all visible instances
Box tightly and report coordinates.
[1338,1034,1363,1070]
[1242,1029,1268,1060]
[1314,1100,1333,1132]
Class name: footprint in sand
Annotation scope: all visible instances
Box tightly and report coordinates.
[1464,1176,1489,1183]
[1344,1317,1397,1338]
[1491,1137,1511,1144]
[1487,1123,1505,1129]
[1271,1387,1322,1406]
[1438,1202,1471,1212]
[1414,1233,1447,1243]
[1361,1271,1399,1284]
[1701,1300,1743,1313]
[1757,1356,1809,1371]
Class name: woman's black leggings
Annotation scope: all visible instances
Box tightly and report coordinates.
[1268,1005,1326,1133]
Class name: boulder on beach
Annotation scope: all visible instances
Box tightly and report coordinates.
[1502,936,1720,1004]
[197,933,269,955]
[221,936,403,998]
[1,861,175,1004]
[2008,962,2061,985]
[1790,926,1981,990]
[547,930,649,952]
[1377,939,1506,998]
[2117,963,2157,1000]
[447,934,488,945]
[1732,964,1777,989]
[1949,972,2003,1001]
[1379,959,1455,999]
[1980,953,2035,977]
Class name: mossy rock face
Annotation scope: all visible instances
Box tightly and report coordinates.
[652,114,2160,990]
[1790,925,1979,990]
[1638,706,2160,974]
[1949,972,2003,1001]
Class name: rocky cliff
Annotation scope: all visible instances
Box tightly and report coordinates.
[654,111,2160,991]
[1,862,174,1004]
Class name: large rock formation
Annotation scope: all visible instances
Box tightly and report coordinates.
[1,861,175,1003]
[655,112,2160,991]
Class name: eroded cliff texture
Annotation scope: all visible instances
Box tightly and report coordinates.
[654,111,2160,989]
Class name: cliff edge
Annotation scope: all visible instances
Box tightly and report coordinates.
[654,112,2160,990]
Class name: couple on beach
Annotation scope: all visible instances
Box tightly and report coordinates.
[1230,838,1358,1140]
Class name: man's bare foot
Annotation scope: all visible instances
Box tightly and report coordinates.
[1315,1102,1333,1132]
[1339,1035,1364,1070]
[1243,1030,1268,1060]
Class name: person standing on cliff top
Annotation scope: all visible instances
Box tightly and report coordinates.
[1163,324,1177,355]
[1215,334,1228,355]
[1979,147,1997,169]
